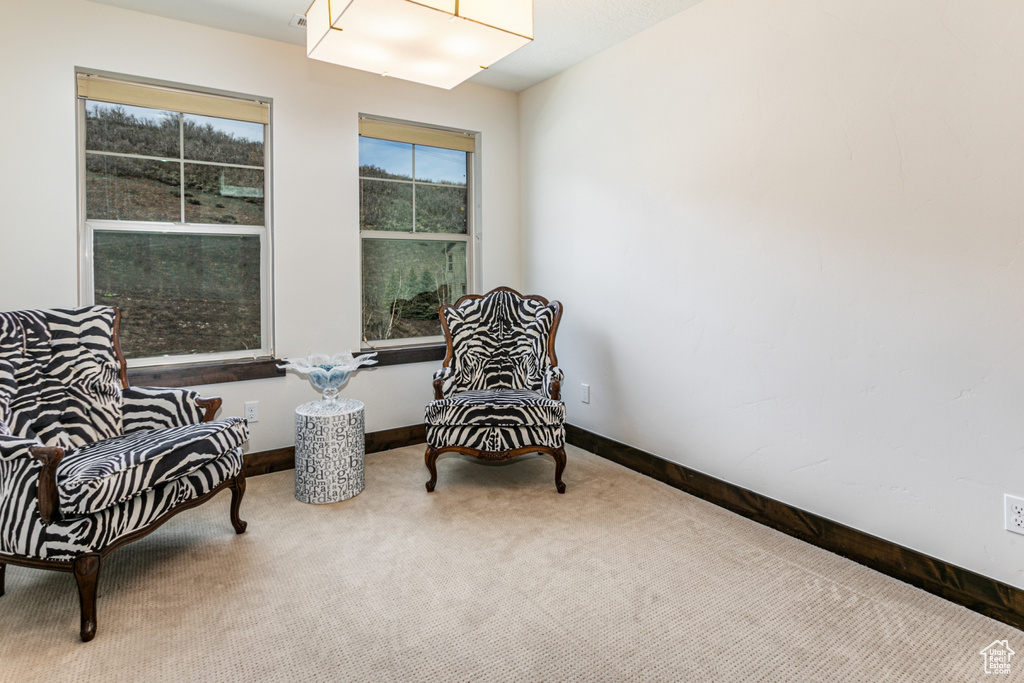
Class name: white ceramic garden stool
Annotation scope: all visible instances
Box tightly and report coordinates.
[294,398,365,504]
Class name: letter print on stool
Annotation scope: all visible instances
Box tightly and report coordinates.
[294,399,365,504]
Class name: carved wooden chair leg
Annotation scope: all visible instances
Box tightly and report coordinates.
[425,446,439,492]
[73,553,103,642]
[552,447,567,494]
[229,472,248,534]
[0,562,6,597]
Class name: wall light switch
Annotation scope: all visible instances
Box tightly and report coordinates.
[581,383,590,404]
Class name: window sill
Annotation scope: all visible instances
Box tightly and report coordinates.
[357,343,446,367]
[127,358,284,388]
[125,345,447,389]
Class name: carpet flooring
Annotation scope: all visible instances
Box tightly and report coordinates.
[0,445,1016,681]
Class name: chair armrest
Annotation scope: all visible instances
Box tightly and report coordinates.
[122,387,221,432]
[543,366,564,400]
[195,396,222,423]
[28,446,64,525]
[432,367,455,400]
[0,435,63,526]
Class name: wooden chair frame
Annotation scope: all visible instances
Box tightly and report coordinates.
[425,287,566,493]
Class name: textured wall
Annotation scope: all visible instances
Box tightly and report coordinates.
[520,0,1024,586]
[0,0,521,451]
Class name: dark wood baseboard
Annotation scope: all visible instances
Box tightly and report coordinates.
[365,423,426,453]
[566,424,1024,631]
[242,424,428,477]
[243,447,296,477]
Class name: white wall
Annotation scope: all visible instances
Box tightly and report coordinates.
[520,0,1024,587]
[0,0,521,451]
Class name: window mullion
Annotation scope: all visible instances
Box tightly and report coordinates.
[360,230,468,242]
[178,112,185,223]
[86,149,263,171]
[86,220,265,237]
[411,144,417,233]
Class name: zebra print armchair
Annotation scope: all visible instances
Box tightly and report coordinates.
[424,287,566,493]
[0,306,248,641]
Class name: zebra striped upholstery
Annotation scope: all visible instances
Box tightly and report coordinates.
[424,288,567,492]
[0,305,248,641]
[122,386,209,432]
[0,437,244,561]
[424,389,565,427]
[0,306,248,539]
[0,360,14,436]
[38,448,244,562]
[425,424,565,454]
[434,289,560,396]
[56,418,248,517]
[0,308,123,449]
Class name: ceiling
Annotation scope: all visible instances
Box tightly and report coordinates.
[86,0,705,92]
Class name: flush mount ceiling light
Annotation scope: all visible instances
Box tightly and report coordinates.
[305,0,533,90]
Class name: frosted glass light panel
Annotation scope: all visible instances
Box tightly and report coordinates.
[306,0,533,89]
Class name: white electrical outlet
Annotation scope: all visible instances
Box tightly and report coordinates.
[244,401,259,423]
[1005,494,1024,535]
[581,383,590,404]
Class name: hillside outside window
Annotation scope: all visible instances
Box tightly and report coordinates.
[359,117,476,346]
[77,72,273,365]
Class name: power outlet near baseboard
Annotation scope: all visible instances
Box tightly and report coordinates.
[244,401,259,423]
[1005,494,1024,535]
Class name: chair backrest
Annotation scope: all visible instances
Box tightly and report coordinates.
[440,287,562,394]
[0,306,126,449]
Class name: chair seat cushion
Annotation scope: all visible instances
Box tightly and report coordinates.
[424,389,565,427]
[41,447,244,561]
[56,417,249,517]
[426,424,565,453]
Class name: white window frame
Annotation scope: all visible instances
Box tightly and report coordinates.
[358,115,479,349]
[76,70,274,368]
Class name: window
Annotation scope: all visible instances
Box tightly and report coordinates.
[359,118,475,345]
[77,73,272,365]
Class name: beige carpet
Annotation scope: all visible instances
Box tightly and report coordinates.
[0,445,1016,681]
